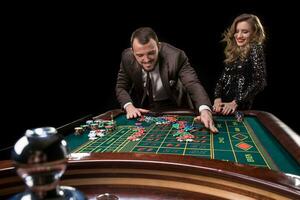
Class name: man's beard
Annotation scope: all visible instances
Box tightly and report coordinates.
[141,60,157,72]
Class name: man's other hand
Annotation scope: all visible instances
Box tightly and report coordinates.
[125,104,150,119]
[195,109,218,133]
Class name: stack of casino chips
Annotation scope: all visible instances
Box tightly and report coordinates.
[235,111,244,122]
[172,121,196,142]
[174,132,195,142]
[127,126,146,141]
[74,127,84,135]
[73,119,116,140]
[81,124,89,131]
[73,120,92,136]
[138,115,178,125]
[86,120,94,126]
[105,121,116,133]
[137,115,197,142]
[89,119,116,140]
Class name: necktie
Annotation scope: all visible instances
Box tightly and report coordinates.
[142,71,153,107]
[146,71,154,104]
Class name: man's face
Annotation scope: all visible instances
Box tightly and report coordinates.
[132,38,159,71]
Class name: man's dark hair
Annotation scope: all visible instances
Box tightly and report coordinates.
[130,27,159,46]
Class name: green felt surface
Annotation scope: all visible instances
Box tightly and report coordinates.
[65,114,300,175]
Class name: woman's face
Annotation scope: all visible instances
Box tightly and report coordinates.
[234,21,253,47]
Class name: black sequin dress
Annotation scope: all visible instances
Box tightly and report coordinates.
[214,43,267,110]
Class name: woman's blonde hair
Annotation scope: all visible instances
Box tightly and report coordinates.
[223,13,265,64]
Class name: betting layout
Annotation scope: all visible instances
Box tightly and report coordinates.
[74,115,201,142]
[67,113,277,170]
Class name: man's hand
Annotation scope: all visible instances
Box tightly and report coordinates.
[125,104,150,119]
[195,109,218,133]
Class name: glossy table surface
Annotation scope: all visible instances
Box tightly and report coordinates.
[65,110,300,175]
[1,109,299,199]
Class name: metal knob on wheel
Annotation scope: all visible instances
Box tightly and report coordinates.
[9,127,86,200]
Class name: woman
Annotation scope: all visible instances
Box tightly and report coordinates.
[213,13,267,115]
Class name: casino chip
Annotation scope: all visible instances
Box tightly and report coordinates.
[235,111,244,122]
[74,127,83,135]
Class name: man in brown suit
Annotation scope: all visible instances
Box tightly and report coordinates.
[116,27,218,133]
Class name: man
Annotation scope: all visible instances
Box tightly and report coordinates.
[116,27,218,133]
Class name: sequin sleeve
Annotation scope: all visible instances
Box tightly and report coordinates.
[214,69,226,98]
[236,44,267,104]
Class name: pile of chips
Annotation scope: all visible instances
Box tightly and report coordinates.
[127,126,146,141]
[138,115,177,125]
[137,115,198,142]
[74,115,208,143]
[171,120,196,142]
[74,119,116,140]
[235,111,244,122]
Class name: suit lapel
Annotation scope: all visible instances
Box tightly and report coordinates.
[133,62,143,90]
[159,57,173,98]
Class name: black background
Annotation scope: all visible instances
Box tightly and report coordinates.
[2,1,299,157]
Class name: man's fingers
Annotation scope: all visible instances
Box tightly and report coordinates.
[210,125,219,133]
[209,121,219,133]
[194,115,218,133]
[132,112,137,118]
[203,118,209,129]
[126,109,141,119]
[138,108,150,113]
[194,116,201,123]
[134,110,142,118]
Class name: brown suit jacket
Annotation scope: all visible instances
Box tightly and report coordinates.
[115,42,211,110]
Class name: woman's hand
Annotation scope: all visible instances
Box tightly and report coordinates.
[221,100,238,115]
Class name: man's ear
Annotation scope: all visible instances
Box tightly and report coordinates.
[158,42,161,50]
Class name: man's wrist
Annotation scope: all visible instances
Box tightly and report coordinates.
[123,102,133,110]
[199,105,212,113]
